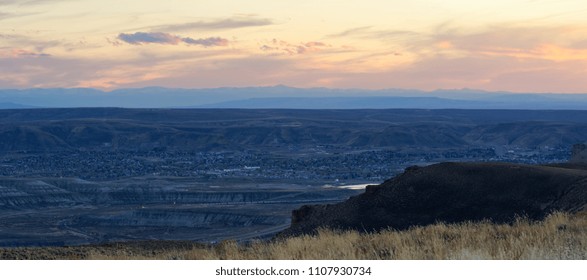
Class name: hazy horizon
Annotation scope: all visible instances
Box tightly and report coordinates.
[3,86,587,109]
[1,84,586,94]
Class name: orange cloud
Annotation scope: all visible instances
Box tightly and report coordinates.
[443,42,587,62]
[436,41,454,49]
[428,24,587,63]
[537,44,587,61]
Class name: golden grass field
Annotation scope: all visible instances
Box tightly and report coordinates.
[88,212,587,260]
[1,211,584,260]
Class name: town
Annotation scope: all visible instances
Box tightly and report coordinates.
[0,145,570,183]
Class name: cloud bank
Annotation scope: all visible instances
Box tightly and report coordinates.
[0,0,70,6]
[0,12,12,20]
[117,32,228,47]
[154,17,273,32]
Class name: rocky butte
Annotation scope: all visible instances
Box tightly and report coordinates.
[279,147,587,237]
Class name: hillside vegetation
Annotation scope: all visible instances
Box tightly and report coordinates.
[2,108,587,152]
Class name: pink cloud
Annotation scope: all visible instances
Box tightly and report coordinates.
[304,42,327,48]
[260,39,331,55]
[0,48,50,58]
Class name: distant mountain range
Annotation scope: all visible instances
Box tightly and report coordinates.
[0,102,36,109]
[1,86,587,109]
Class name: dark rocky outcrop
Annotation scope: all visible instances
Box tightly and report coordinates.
[279,162,587,237]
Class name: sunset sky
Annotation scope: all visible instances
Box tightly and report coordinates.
[1,0,587,92]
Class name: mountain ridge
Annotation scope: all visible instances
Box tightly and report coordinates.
[2,108,587,152]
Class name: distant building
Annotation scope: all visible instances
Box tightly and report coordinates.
[570,143,587,163]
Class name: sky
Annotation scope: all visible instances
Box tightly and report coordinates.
[1,0,587,93]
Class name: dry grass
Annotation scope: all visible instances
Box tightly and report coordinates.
[83,211,587,260]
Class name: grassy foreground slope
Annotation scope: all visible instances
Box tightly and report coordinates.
[1,212,585,260]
